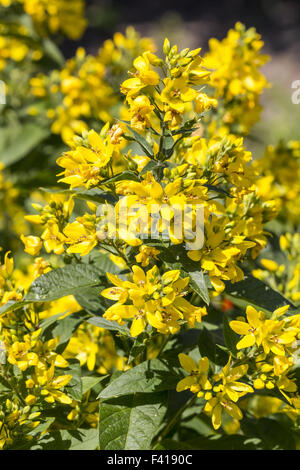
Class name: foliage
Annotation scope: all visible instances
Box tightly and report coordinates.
[0,7,300,450]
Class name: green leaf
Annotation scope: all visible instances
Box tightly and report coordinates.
[82,375,108,395]
[74,287,106,315]
[91,252,122,274]
[74,189,117,204]
[0,300,29,317]
[162,134,175,159]
[26,428,99,450]
[125,126,154,158]
[185,434,259,450]
[154,439,196,450]
[128,333,147,364]
[99,392,167,450]
[26,264,105,303]
[241,416,296,450]
[225,274,296,315]
[87,315,130,334]
[40,187,117,204]
[40,310,90,353]
[186,270,210,306]
[140,159,161,175]
[198,327,229,367]
[42,37,65,66]
[0,124,50,167]
[101,170,140,185]
[223,314,238,354]
[28,418,56,437]
[198,327,216,363]
[204,184,233,198]
[64,360,82,402]
[98,358,182,399]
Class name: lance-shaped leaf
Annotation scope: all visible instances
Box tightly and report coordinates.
[124,126,154,158]
[0,124,50,167]
[26,264,106,303]
[0,300,30,317]
[99,392,167,450]
[184,270,210,306]
[18,428,99,450]
[98,358,182,399]
[40,310,90,353]
[223,314,239,354]
[101,170,140,185]
[225,274,296,315]
[87,316,130,335]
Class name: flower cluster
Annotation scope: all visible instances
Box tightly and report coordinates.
[0,398,41,450]
[30,50,116,143]
[253,140,300,224]
[204,22,269,136]
[30,27,155,143]
[177,305,300,431]
[0,21,42,71]
[177,353,253,430]
[2,20,300,449]
[253,233,300,305]
[102,265,207,336]
[230,305,299,398]
[0,248,130,449]
[0,0,86,39]
[23,38,276,301]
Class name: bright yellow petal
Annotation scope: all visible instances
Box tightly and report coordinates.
[246,306,261,327]
[236,334,255,350]
[229,320,250,335]
[178,353,197,373]
[176,376,197,392]
[212,404,222,430]
[130,316,146,337]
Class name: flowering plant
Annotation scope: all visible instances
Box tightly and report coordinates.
[0,10,300,450]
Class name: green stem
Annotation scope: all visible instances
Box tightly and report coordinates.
[157,394,197,444]
[155,334,170,358]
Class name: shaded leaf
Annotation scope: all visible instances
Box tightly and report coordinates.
[26,264,105,303]
[98,358,182,399]
[99,392,167,450]
[0,124,50,167]
[225,275,296,315]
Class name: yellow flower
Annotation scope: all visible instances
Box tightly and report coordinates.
[41,222,66,255]
[161,77,196,114]
[120,52,160,98]
[204,357,253,429]
[128,95,154,131]
[230,305,298,356]
[102,265,203,337]
[57,126,116,189]
[230,305,264,349]
[204,22,269,135]
[176,354,211,395]
[7,340,38,371]
[21,235,42,256]
[32,362,72,404]
[135,245,160,267]
[64,219,97,256]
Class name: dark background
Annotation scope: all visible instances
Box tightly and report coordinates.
[62,0,300,148]
[63,0,300,55]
